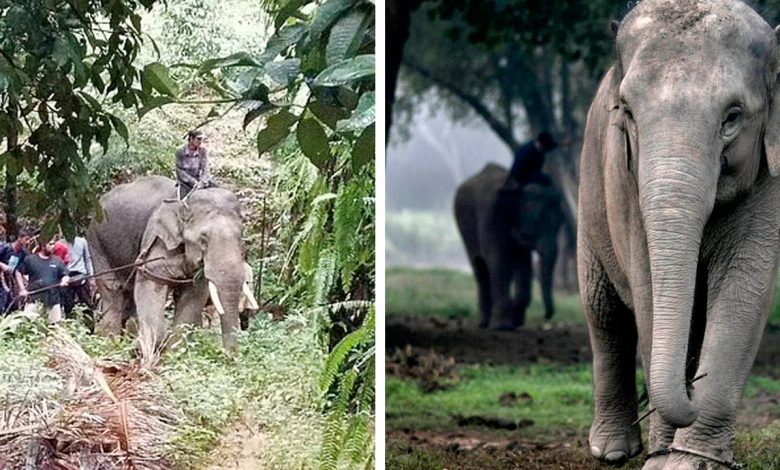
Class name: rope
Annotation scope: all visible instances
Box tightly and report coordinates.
[136,265,194,285]
[646,447,742,469]
[3,256,165,314]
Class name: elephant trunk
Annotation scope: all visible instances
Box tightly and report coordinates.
[204,252,244,351]
[638,136,718,428]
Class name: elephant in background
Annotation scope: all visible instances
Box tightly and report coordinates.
[87,176,257,361]
[454,163,564,329]
[579,1,780,468]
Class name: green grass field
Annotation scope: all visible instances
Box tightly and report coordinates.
[386,267,780,469]
[386,267,780,326]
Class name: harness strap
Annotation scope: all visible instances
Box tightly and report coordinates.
[137,265,194,286]
[646,447,742,469]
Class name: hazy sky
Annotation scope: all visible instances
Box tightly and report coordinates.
[386,100,512,212]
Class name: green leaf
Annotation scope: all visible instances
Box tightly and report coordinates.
[241,83,270,101]
[326,9,367,66]
[297,118,331,170]
[142,62,179,97]
[274,0,310,30]
[108,113,129,143]
[336,92,374,132]
[257,110,299,154]
[243,101,278,130]
[308,100,350,130]
[265,59,301,86]
[198,52,259,73]
[352,124,374,172]
[258,24,308,64]
[310,0,358,43]
[313,55,374,87]
[138,96,174,118]
[78,91,102,111]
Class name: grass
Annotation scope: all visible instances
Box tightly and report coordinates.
[386,363,780,468]
[0,309,327,469]
[386,364,595,436]
[387,267,780,327]
[386,267,584,325]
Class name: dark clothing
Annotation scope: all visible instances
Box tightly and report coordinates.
[509,140,548,185]
[0,243,29,272]
[18,254,67,307]
[0,244,28,313]
[175,144,209,194]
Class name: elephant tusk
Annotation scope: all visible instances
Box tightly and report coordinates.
[208,281,225,316]
[242,282,259,310]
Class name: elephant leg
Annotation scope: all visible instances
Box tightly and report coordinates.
[471,257,492,328]
[665,251,777,469]
[579,242,642,464]
[487,253,513,330]
[95,273,131,336]
[512,249,532,328]
[135,278,170,365]
[172,279,209,328]
[537,242,558,320]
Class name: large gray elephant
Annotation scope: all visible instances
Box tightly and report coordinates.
[87,176,255,359]
[454,163,564,329]
[578,1,780,468]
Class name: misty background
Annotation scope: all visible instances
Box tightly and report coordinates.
[386,96,515,270]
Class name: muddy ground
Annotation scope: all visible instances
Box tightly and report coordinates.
[386,316,780,469]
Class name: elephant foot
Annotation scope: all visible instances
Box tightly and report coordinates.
[657,448,737,470]
[589,416,643,465]
[642,450,669,470]
[493,323,518,332]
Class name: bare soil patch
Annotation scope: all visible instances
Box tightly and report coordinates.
[386,316,780,369]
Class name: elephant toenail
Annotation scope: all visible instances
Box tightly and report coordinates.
[591,445,602,457]
[605,450,627,463]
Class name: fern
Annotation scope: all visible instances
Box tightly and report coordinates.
[318,307,375,469]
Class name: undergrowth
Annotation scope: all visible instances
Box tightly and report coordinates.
[0,310,326,469]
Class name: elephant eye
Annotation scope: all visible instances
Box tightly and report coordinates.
[721,107,742,138]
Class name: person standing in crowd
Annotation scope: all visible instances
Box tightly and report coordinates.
[0,230,32,313]
[62,234,95,319]
[52,235,71,265]
[175,130,211,200]
[15,238,70,324]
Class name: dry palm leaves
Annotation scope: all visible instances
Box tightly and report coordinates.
[0,328,183,469]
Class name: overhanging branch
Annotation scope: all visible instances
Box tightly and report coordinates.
[402,58,520,152]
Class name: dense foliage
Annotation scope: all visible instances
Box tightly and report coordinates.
[0,0,186,238]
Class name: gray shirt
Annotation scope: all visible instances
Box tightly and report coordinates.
[66,236,94,276]
[175,144,209,188]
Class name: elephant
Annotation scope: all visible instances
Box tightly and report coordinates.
[87,176,257,359]
[578,1,780,468]
[454,163,564,329]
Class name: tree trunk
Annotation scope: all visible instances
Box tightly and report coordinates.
[386,0,421,142]
[3,110,18,240]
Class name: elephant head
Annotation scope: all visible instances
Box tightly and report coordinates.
[139,187,256,350]
[607,0,780,428]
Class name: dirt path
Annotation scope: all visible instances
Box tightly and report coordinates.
[206,416,267,470]
[386,316,780,469]
[386,316,780,370]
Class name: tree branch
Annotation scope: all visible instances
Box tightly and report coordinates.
[402,58,520,152]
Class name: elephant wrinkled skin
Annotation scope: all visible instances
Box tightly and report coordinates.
[87,176,251,360]
[454,163,564,329]
[578,1,780,468]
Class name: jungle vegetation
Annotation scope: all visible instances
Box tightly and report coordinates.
[0,0,375,467]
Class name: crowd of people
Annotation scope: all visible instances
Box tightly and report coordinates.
[0,130,213,326]
[0,229,97,325]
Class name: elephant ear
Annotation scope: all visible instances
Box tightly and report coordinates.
[139,201,189,256]
[764,26,780,177]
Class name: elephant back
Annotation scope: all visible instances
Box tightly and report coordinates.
[89,176,178,268]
